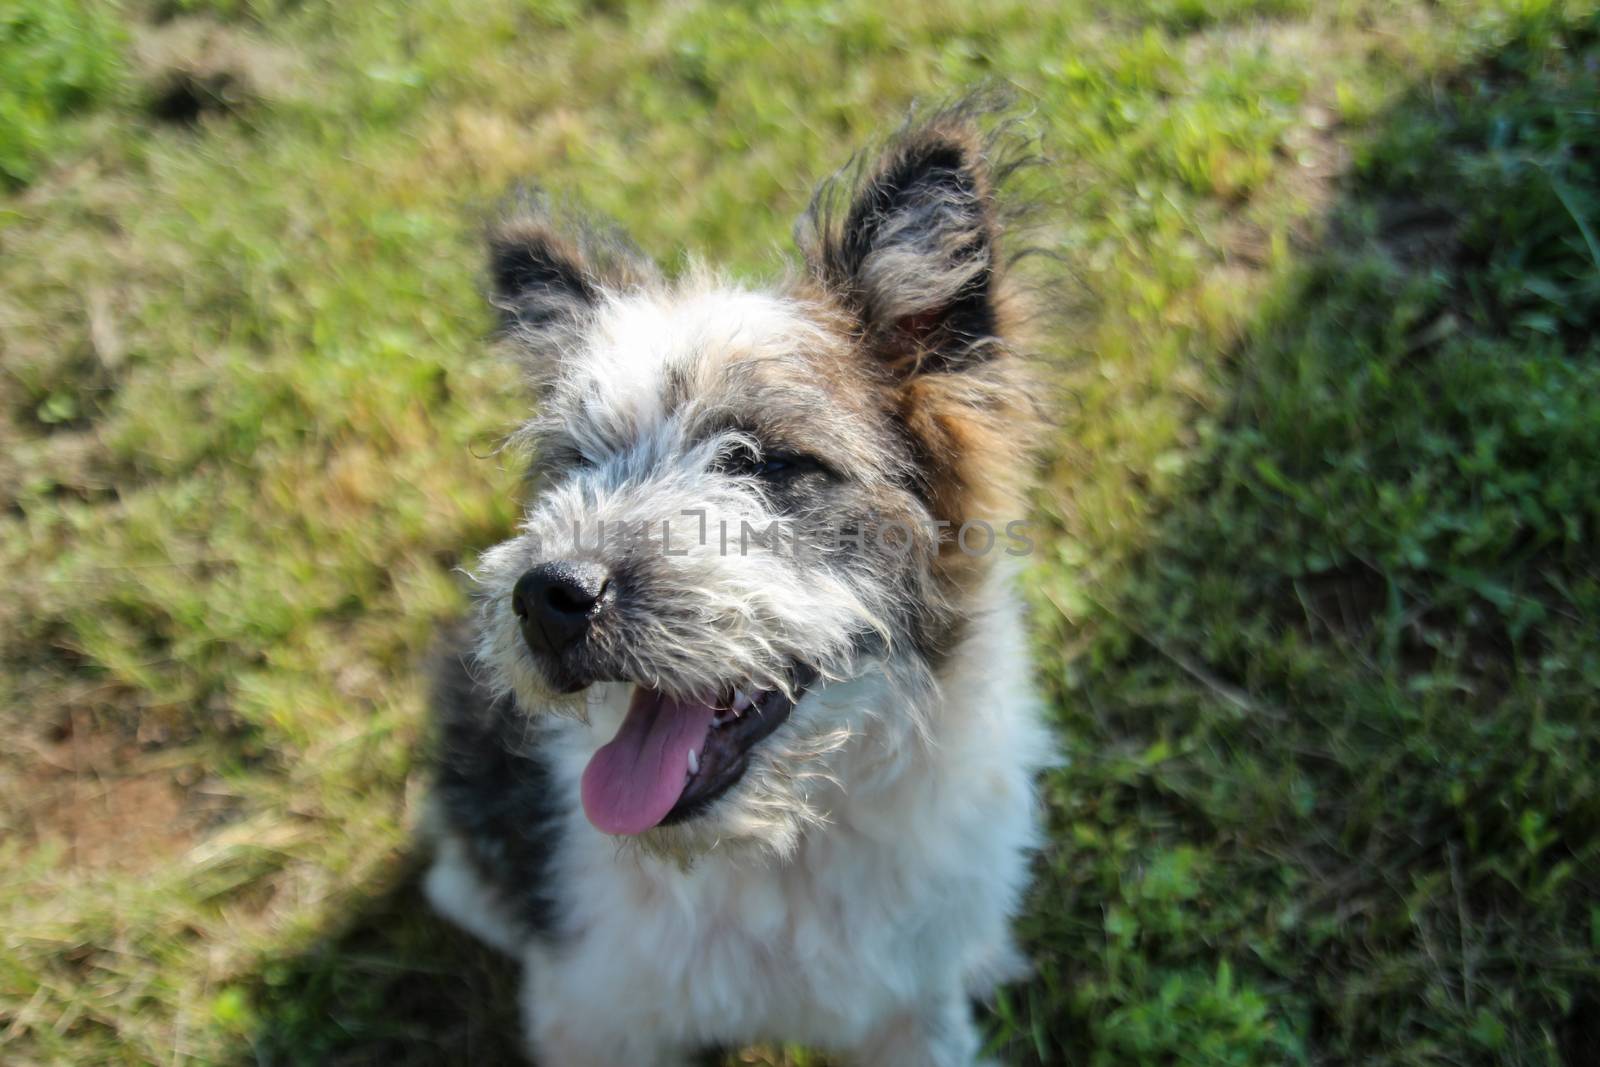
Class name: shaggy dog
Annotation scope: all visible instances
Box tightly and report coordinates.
[423,103,1054,1066]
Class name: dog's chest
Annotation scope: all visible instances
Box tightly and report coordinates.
[551,820,967,1045]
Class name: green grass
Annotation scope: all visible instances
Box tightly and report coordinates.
[0,0,124,188]
[2,1,1597,1063]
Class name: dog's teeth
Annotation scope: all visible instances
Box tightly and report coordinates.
[687,748,699,775]
[732,689,754,714]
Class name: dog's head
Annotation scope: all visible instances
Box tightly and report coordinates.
[470,108,1039,857]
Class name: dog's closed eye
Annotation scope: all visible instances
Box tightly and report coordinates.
[716,446,827,482]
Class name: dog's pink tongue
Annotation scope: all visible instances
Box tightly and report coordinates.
[581,688,715,836]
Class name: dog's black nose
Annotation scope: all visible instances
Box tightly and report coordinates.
[513,561,611,654]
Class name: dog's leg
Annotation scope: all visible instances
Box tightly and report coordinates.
[422,834,527,956]
[519,954,692,1067]
[845,994,992,1067]
[522,1006,693,1067]
[524,1029,693,1067]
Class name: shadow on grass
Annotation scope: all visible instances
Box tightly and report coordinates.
[234,12,1600,1067]
[233,857,526,1067]
[994,10,1600,1067]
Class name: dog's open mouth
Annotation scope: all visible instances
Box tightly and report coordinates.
[579,666,816,835]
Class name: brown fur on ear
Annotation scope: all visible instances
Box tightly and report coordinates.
[894,353,1042,592]
[802,99,1046,591]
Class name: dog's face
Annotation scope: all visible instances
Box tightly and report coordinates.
[471,112,1036,857]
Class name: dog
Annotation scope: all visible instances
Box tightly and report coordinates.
[422,102,1054,1066]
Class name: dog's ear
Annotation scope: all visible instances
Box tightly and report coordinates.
[801,117,1006,375]
[489,196,657,347]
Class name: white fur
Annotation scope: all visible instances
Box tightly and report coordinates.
[423,832,530,957]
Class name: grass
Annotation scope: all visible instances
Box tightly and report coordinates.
[2,0,1597,1063]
